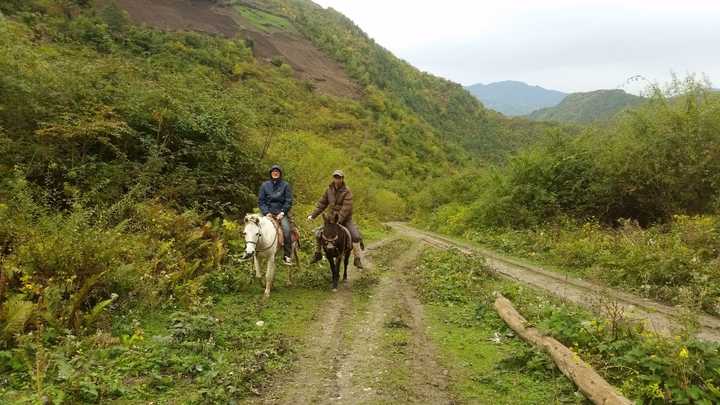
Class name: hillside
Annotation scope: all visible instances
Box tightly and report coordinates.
[0,0,487,220]
[0,0,552,365]
[527,89,645,124]
[108,0,361,98]
[465,80,567,116]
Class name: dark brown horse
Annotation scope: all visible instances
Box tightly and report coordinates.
[320,213,353,291]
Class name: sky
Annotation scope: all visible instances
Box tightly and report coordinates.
[312,0,720,93]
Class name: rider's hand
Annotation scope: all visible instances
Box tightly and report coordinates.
[307,215,313,221]
[277,212,285,220]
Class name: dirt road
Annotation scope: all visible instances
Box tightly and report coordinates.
[388,222,720,342]
[254,238,455,404]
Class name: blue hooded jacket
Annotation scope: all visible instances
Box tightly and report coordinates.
[258,165,293,215]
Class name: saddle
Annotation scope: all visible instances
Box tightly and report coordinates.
[269,216,300,248]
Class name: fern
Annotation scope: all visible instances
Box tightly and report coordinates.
[1,296,35,342]
[68,270,108,330]
[83,293,119,328]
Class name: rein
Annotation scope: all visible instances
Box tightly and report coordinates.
[247,218,278,253]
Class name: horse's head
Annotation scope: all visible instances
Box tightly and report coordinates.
[243,214,262,256]
[321,213,341,255]
[323,212,340,225]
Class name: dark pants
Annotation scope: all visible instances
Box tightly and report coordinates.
[279,216,292,258]
[342,220,362,243]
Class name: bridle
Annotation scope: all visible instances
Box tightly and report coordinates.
[321,222,340,244]
[321,232,338,243]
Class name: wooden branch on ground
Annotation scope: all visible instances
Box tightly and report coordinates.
[493,293,632,405]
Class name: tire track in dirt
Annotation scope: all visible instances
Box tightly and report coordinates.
[253,237,454,404]
[252,237,396,404]
[333,241,452,404]
[389,222,720,342]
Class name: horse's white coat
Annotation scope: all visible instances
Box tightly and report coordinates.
[243,214,282,298]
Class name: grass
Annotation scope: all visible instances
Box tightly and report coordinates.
[416,215,720,315]
[412,247,583,403]
[425,303,582,404]
[0,264,332,404]
[414,247,720,404]
[234,4,297,33]
[375,302,414,403]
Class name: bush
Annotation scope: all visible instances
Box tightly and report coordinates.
[0,182,137,344]
[427,78,720,229]
[466,215,720,315]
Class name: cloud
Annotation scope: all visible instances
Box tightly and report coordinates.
[313,0,720,92]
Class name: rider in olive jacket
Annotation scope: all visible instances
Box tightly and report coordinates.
[307,169,363,269]
[258,165,293,264]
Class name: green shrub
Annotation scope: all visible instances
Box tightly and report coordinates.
[466,215,720,315]
[417,248,720,403]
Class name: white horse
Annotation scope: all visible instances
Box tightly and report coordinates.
[242,214,293,298]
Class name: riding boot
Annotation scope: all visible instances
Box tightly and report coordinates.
[352,242,364,269]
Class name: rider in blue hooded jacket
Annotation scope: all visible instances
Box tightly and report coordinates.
[258,165,294,265]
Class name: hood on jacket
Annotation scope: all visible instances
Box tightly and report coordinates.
[269,164,283,178]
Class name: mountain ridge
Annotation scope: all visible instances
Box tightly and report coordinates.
[527,89,645,124]
[465,80,567,116]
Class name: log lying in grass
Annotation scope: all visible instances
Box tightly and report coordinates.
[493,293,632,405]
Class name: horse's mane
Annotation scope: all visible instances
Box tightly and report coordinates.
[322,221,340,239]
[244,213,266,229]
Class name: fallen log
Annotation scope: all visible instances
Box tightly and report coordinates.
[494,293,632,405]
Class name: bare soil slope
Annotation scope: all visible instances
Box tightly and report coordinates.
[241,29,360,98]
[112,0,360,98]
[112,0,239,37]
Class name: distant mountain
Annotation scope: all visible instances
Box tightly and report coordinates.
[465,81,567,116]
[527,89,645,124]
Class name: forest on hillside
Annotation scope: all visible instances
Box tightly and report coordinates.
[527,89,645,124]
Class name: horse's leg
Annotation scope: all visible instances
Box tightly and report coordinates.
[254,255,261,279]
[287,253,294,287]
[264,255,275,298]
[293,241,301,268]
[287,242,298,287]
[331,255,339,291]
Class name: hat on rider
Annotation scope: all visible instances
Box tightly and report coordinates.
[332,169,344,178]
